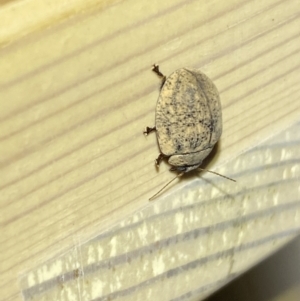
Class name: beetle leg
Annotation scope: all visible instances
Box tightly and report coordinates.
[143,126,156,136]
[152,64,166,89]
[155,153,165,166]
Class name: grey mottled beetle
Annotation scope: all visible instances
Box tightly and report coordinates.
[144,64,235,200]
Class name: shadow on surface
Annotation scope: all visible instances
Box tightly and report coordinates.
[204,235,300,301]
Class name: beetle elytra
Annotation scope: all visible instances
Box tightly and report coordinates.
[144,64,235,200]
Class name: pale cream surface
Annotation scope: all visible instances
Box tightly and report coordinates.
[20,122,300,300]
[0,0,300,300]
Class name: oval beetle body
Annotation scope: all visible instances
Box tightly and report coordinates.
[156,67,222,172]
[144,65,231,200]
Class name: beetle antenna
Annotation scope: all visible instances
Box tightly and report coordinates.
[149,172,184,201]
[197,167,236,182]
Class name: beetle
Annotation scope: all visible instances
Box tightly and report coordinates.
[144,64,235,200]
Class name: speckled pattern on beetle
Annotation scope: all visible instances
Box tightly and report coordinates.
[144,64,222,174]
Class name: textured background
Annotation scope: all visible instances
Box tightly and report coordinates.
[0,0,300,300]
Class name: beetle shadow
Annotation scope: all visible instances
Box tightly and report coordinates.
[151,141,234,200]
[180,141,221,181]
[179,141,235,199]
